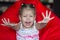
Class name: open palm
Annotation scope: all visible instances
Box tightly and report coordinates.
[38,10,54,24]
[1,18,20,27]
[36,10,55,30]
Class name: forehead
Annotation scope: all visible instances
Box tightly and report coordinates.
[22,8,35,15]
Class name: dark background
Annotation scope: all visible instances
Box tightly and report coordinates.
[0,0,60,18]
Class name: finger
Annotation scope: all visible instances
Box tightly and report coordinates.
[4,18,8,24]
[1,24,6,26]
[49,17,55,20]
[18,22,21,24]
[42,12,45,18]
[49,11,51,17]
[37,21,40,23]
[10,23,18,26]
[8,18,10,23]
[2,19,6,24]
[46,10,48,17]
[37,21,43,23]
[14,23,18,25]
[38,21,41,23]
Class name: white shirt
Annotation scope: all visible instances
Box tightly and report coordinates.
[16,23,39,40]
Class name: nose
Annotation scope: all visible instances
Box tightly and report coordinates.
[26,16,30,20]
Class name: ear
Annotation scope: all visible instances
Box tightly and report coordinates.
[34,15,36,21]
[19,15,21,21]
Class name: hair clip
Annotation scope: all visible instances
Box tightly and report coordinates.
[21,3,24,6]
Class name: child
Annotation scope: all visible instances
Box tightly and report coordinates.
[1,4,54,40]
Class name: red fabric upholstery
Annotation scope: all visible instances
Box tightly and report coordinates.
[0,1,22,40]
[0,0,60,40]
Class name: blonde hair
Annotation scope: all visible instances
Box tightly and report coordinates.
[19,4,36,15]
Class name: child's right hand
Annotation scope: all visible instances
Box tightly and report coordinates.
[1,18,21,31]
[1,18,18,27]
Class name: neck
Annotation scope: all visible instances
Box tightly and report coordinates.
[22,25,34,30]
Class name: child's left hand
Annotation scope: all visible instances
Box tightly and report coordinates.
[38,10,54,24]
[36,10,55,30]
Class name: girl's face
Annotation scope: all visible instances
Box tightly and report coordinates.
[19,8,35,28]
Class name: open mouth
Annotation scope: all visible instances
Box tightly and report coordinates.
[25,22,31,26]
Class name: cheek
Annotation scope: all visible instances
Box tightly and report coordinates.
[30,17,35,21]
[21,17,26,22]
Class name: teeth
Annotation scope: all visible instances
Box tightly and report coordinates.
[25,22,31,23]
[25,22,31,26]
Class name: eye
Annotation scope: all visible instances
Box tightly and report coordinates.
[30,16,33,17]
[23,16,26,17]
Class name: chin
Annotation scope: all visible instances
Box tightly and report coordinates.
[25,26,31,28]
[23,24,33,28]
[24,25,32,28]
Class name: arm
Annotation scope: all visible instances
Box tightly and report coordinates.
[36,22,47,30]
[11,24,20,31]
